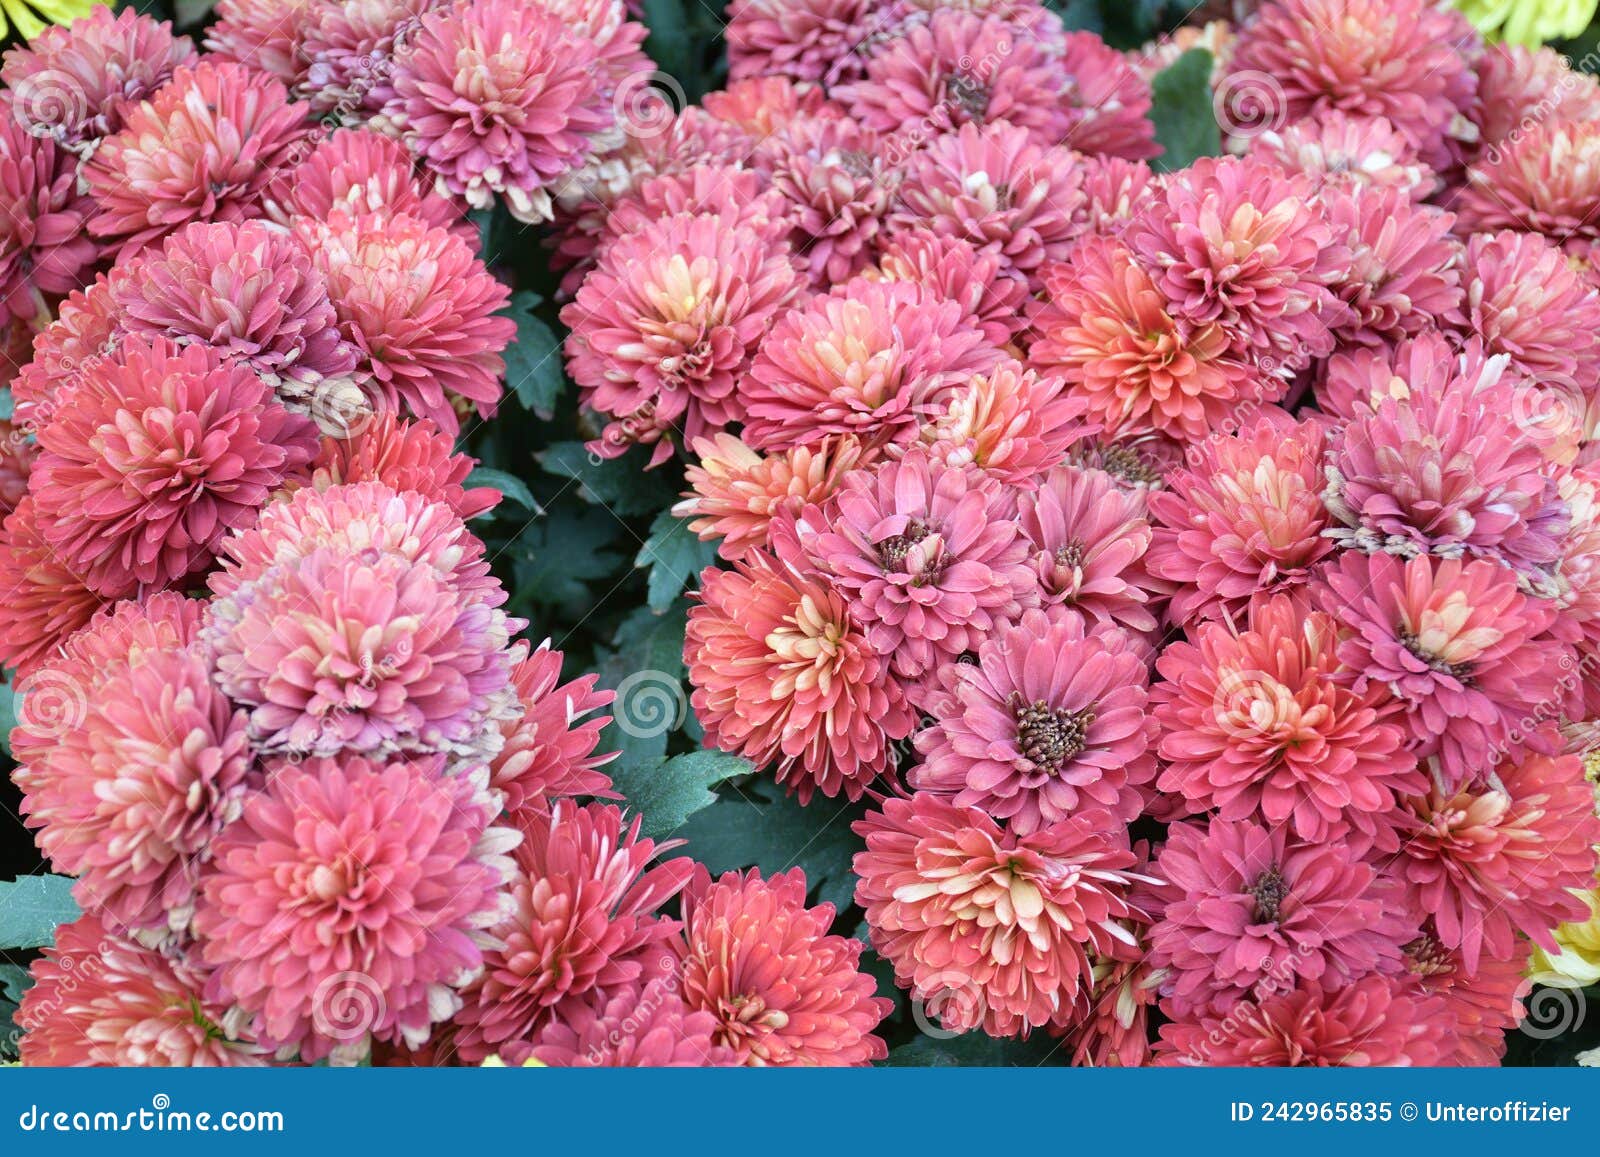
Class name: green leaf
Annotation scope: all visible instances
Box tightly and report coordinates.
[1150,49,1222,174]
[173,0,219,25]
[886,1030,1065,1067]
[0,388,13,422]
[0,876,79,950]
[509,504,628,615]
[641,0,693,86]
[500,290,568,419]
[675,779,867,915]
[0,965,28,1006]
[636,510,717,613]
[464,467,540,517]
[592,601,691,765]
[609,750,754,842]
[538,442,679,518]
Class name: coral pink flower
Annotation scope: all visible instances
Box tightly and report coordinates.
[30,336,318,598]
[800,449,1032,685]
[1391,753,1600,972]
[1404,926,1527,1066]
[1313,552,1576,786]
[524,980,734,1067]
[686,538,915,802]
[700,75,834,137]
[726,0,872,85]
[298,209,513,432]
[1225,0,1479,171]
[1323,185,1463,349]
[1247,111,1434,200]
[19,914,263,1066]
[382,0,612,223]
[0,496,106,676]
[1152,594,1421,844]
[912,609,1156,832]
[84,62,308,261]
[855,793,1147,1037]
[0,113,97,326]
[204,0,317,85]
[304,409,500,520]
[196,755,511,1063]
[917,360,1085,484]
[872,233,1029,347]
[1472,44,1600,153]
[1454,120,1600,279]
[269,127,470,241]
[11,275,119,430]
[1155,974,1451,1067]
[1149,817,1416,1017]
[1145,409,1334,626]
[453,802,694,1062]
[741,278,997,455]
[1048,29,1158,159]
[1074,155,1159,242]
[677,867,891,1066]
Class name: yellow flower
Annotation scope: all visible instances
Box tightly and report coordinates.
[1529,883,1600,987]
[0,0,101,40]
[1451,0,1598,45]
[479,1055,545,1067]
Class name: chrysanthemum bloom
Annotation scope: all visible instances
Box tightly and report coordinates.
[854,794,1147,1037]
[268,127,470,241]
[1154,974,1450,1067]
[524,982,734,1067]
[1226,0,1479,171]
[700,75,833,137]
[1072,154,1158,242]
[525,0,652,100]
[912,609,1155,832]
[1060,935,1165,1067]
[725,0,871,85]
[382,0,612,224]
[300,0,445,117]
[0,113,96,327]
[0,5,194,147]
[889,120,1085,289]
[1311,330,1470,427]
[1459,230,1600,398]
[1454,120,1600,277]
[1247,111,1434,201]
[1392,752,1600,972]
[917,361,1084,485]
[1052,30,1159,160]
[19,914,263,1067]
[1016,464,1156,634]
[1127,156,1349,374]
[675,433,866,562]
[452,802,694,1063]
[1149,817,1416,1017]
[304,409,499,520]
[489,642,616,828]
[872,232,1029,348]
[1323,186,1463,349]
[1145,409,1333,626]
[1313,552,1576,785]
[686,537,915,801]
[84,62,308,261]
[112,220,358,405]
[206,544,520,764]
[29,336,318,598]
[562,209,801,466]
[298,209,513,433]
[1454,0,1596,46]
[1324,365,1567,571]
[196,755,511,1063]
[800,449,1032,685]
[1529,882,1600,987]
[1472,44,1600,152]
[1405,926,1527,1066]
[677,867,891,1066]
[10,274,119,429]
[1027,238,1267,443]
[1152,595,1420,845]
[0,496,106,676]
[204,0,317,86]
[742,279,997,456]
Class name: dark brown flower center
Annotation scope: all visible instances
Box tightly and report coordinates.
[948,74,991,121]
[1054,539,1086,570]
[1010,692,1094,774]
[1398,628,1476,686]
[1247,867,1289,924]
[1079,443,1163,487]
[878,519,932,569]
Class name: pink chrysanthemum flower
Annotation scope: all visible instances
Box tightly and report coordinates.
[1404,926,1527,1067]
[1247,111,1434,201]
[700,75,834,137]
[675,433,866,563]
[1017,463,1156,634]
[525,0,652,100]
[1149,817,1416,1017]
[562,209,801,466]
[912,609,1156,832]
[1312,330,1481,428]
[0,113,96,327]
[1,5,194,147]
[84,62,308,261]
[11,274,119,430]
[196,755,511,1063]
[1027,238,1266,443]
[30,336,318,599]
[268,127,470,241]
[1152,594,1421,845]
[300,0,444,117]
[871,232,1029,348]
[1313,552,1575,785]
[0,496,107,676]
[1323,185,1462,349]
[800,449,1032,685]
[298,209,513,433]
[1127,155,1349,374]
[1225,0,1479,172]
[382,0,612,224]
[1554,465,1600,683]
[1155,974,1450,1067]
[1073,154,1158,243]
[1392,753,1600,973]
[1052,29,1159,160]
[917,360,1084,485]
[304,409,500,521]
[725,0,872,85]
[452,802,694,1062]
[112,220,358,406]
[1472,44,1600,153]
[18,914,263,1067]
[523,978,734,1067]
[677,867,891,1066]
[686,537,915,802]
[742,278,1000,455]
[888,120,1085,289]
[854,794,1147,1038]
[489,641,616,828]
[1145,408,1334,626]
[204,0,317,86]
[1454,120,1600,279]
